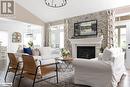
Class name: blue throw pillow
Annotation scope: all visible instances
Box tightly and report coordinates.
[23,48,32,55]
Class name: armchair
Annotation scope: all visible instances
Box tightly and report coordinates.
[72,47,126,87]
[18,55,58,87]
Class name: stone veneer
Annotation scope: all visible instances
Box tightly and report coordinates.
[64,10,115,53]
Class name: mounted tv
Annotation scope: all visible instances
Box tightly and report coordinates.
[74,20,97,36]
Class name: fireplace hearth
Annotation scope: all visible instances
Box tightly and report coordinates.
[77,46,95,59]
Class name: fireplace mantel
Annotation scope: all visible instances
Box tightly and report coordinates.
[69,36,103,58]
[69,36,103,45]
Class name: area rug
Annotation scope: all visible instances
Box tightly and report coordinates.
[0,63,91,87]
[31,70,91,87]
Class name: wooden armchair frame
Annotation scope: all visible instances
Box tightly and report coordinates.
[18,55,58,87]
[4,53,22,85]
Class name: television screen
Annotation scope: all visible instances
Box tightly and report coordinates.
[74,20,97,36]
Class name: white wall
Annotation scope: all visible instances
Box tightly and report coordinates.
[0,31,8,46]
[126,21,130,69]
[0,19,44,52]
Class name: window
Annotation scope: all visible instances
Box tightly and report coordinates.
[115,25,126,49]
[49,24,64,48]
[24,28,42,48]
[0,31,8,46]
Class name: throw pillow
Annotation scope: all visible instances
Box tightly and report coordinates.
[32,48,41,56]
[23,48,32,55]
[17,45,23,53]
[39,47,52,56]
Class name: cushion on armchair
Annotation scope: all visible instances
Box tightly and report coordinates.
[102,48,114,61]
[101,47,124,63]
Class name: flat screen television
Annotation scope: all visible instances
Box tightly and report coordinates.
[74,20,97,36]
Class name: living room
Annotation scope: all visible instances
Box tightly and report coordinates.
[0,0,130,87]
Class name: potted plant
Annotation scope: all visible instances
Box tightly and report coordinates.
[61,48,70,59]
[28,41,34,48]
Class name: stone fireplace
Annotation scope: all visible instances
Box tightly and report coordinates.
[69,36,103,58]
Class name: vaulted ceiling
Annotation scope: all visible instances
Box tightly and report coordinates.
[16,0,130,22]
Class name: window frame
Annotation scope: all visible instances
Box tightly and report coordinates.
[49,24,64,48]
[115,25,126,48]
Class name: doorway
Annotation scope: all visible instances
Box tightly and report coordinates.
[115,25,126,50]
[115,20,130,69]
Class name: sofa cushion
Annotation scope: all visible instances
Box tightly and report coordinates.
[23,48,32,55]
[39,47,52,56]
[51,48,60,54]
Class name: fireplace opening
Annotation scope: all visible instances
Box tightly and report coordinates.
[77,46,95,59]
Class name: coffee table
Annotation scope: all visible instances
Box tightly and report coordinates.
[55,57,74,72]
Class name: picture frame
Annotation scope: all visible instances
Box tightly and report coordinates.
[74,20,97,36]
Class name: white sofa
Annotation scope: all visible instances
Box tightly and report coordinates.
[72,47,126,87]
[16,47,61,64]
[38,47,61,64]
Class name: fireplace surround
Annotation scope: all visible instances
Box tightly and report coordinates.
[69,36,103,58]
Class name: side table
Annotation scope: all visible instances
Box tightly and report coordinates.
[55,57,74,72]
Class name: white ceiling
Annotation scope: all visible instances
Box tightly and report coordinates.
[16,0,130,22]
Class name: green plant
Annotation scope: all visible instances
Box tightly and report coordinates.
[61,48,70,58]
[28,41,33,48]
